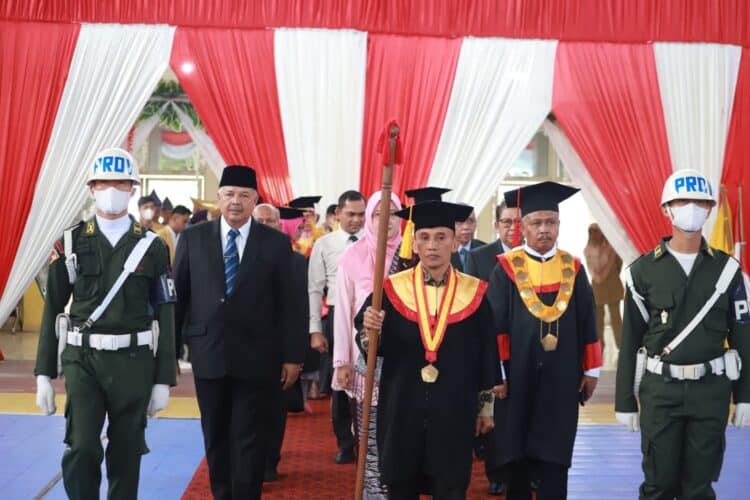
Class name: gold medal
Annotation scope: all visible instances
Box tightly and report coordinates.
[541,334,558,352]
[421,364,439,383]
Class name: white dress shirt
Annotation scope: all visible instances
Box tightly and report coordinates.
[220,216,252,261]
[308,228,364,333]
[96,214,131,247]
[167,225,180,249]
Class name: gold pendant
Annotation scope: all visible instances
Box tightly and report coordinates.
[421,363,439,383]
[540,334,558,352]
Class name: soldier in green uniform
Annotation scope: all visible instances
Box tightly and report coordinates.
[615,169,750,500]
[34,148,176,500]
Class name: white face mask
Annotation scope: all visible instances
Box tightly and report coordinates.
[141,208,155,221]
[94,187,131,215]
[668,203,709,232]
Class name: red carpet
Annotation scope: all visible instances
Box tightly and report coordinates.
[182,399,502,499]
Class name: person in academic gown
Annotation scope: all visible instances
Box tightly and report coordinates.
[486,182,602,500]
[358,201,499,500]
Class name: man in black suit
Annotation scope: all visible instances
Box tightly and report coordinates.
[451,207,486,272]
[464,200,520,496]
[174,165,307,499]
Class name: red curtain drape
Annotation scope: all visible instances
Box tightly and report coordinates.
[359,34,461,198]
[722,47,750,274]
[552,43,673,254]
[171,27,292,204]
[4,1,750,45]
[0,20,79,298]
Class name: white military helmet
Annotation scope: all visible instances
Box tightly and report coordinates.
[660,169,715,206]
[86,148,140,185]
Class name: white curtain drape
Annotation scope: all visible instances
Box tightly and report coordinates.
[274,28,367,208]
[427,38,557,209]
[161,141,196,160]
[0,24,174,323]
[171,101,226,180]
[543,120,640,265]
[129,101,169,152]
[654,42,741,237]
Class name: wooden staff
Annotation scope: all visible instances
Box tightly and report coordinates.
[355,122,400,499]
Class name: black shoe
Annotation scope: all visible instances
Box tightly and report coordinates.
[334,449,355,464]
[487,482,507,496]
[264,467,278,482]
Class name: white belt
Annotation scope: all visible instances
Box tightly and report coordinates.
[67,330,153,351]
[646,355,725,380]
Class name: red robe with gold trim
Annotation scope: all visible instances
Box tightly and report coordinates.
[356,265,500,489]
[487,248,601,467]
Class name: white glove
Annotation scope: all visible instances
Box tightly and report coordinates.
[732,403,750,428]
[615,411,640,432]
[35,375,56,416]
[147,384,170,417]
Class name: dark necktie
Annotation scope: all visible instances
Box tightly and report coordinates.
[348,234,358,243]
[459,247,469,269]
[224,228,240,296]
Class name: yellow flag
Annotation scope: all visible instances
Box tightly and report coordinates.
[710,185,734,254]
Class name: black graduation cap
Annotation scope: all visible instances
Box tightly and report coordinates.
[220,165,258,189]
[288,196,322,210]
[161,197,174,211]
[405,186,452,204]
[503,181,579,217]
[394,201,473,231]
[278,206,307,220]
[149,190,162,207]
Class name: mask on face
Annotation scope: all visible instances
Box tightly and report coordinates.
[668,203,709,232]
[94,187,131,215]
[141,208,155,221]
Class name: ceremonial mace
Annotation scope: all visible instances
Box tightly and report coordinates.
[355,121,400,499]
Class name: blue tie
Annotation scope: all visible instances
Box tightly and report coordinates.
[224,228,240,296]
[459,247,468,269]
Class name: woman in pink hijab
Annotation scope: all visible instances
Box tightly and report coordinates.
[333,190,402,498]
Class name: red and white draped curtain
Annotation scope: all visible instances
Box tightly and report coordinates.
[3,0,750,323]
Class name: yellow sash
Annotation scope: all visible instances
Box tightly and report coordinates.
[505,248,577,322]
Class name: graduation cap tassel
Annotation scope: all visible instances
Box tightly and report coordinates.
[512,187,522,248]
[399,204,414,259]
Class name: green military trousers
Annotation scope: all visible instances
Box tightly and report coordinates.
[61,343,155,500]
[638,371,731,500]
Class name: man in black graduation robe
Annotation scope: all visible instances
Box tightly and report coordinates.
[358,201,499,499]
[486,182,602,500]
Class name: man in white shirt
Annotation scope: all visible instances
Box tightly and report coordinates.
[308,190,366,464]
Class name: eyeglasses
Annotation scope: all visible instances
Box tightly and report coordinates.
[498,218,521,227]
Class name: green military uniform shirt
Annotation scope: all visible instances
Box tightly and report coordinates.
[34,216,176,386]
[616,237,750,413]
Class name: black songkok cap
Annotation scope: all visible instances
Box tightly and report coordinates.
[288,196,322,209]
[503,181,579,217]
[161,197,174,211]
[404,187,452,204]
[149,190,162,207]
[277,206,307,220]
[138,195,155,207]
[394,201,473,231]
[219,165,258,190]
